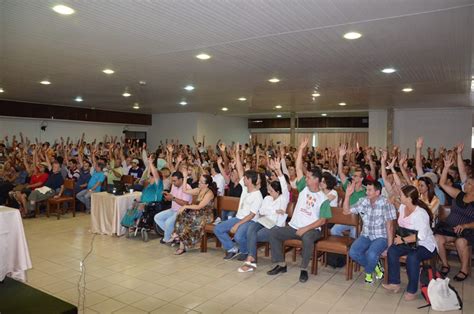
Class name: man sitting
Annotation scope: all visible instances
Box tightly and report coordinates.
[344,181,396,283]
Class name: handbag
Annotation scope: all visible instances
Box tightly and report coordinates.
[396,226,418,249]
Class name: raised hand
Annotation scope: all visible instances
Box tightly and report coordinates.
[299,137,309,150]
[166,144,174,153]
[443,155,454,168]
[381,150,388,163]
[217,156,223,164]
[456,143,464,154]
[345,181,355,196]
[416,137,424,149]
[338,144,347,157]
[388,156,397,169]
[219,142,226,152]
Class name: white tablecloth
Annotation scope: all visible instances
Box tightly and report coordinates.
[91,192,141,236]
[0,206,32,282]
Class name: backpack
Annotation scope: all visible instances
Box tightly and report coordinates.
[418,265,462,311]
[428,278,462,311]
[326,253,346,268]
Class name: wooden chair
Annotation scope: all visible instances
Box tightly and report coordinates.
[201,196,240,252]
[47,179,76,220]
[335,186,345,207]
[312,207,360,280]
[121,175,135,185]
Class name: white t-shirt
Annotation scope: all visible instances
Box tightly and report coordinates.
[236,177,263,219]
[289,187,330,230]
[327,189,338,207]
[212,173,226,196]
[398,204,437,253]
[256,195,288,227]
[278,175,290,206]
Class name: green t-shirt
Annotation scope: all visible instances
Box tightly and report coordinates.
[342,179,366,205]
[296,176,306,192]
[319,199,332,219]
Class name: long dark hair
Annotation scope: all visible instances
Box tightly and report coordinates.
[202,174,218,197]
[269,180,282,195]
[401,185,433,225]
[418,177,435,203]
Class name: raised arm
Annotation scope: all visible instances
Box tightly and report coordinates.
[415,137,424,177]
[387,156,402,187]
[366,148,376,179]
[456,143,467,184]
[234,142,244,180]
[338,144,348,183]
[380,150,394,195]
[296,137,308,181]
[342,181,355,215]
[217,156,230,184]
[439,154,461,199]
[398,154,413,185]
[148,156,160,183]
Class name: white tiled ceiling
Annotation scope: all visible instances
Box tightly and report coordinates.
[0,0,473,116]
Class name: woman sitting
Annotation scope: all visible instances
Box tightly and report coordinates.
[435,151,474,282]
[238,158,289,272]
[321,172,338,207]
[173,170,217,255]
[417,176,440,226]
[382,185,437,301]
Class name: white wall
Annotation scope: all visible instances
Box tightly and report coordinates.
[196,113,249,146]
[0,116,149,144]
[368,110,387,148]
[393,108,471,159]
[149,113,199,148]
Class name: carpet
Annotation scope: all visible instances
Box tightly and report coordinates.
[0,277,77,314]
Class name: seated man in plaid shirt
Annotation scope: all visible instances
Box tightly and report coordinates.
[343,180,396,283]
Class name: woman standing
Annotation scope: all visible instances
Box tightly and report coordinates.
[173,170,217,255]
[383,185,437,301]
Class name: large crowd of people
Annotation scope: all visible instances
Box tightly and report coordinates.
[1,132,473,301]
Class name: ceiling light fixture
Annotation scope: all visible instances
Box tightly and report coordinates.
[122,91,131,97]
[133,103,140,109]
[40,80,51,85]
[312,93,320,97]
[74,96,83,102]
[402,87,413,93]
[275,105,282,109]
[184,85,195,91]
[0,88,4,93]
[238,97,247,101]
[381,68,396,74]
[52,4,75,15]
[276,114,282,118]
[221,107,228,111]
[343,32,362,40]
[268,78,280,83]
[103,69,114,75]
[179,101,187,106]
[321,113,327,117]
[196,53,211,60]
[339,102,347,106]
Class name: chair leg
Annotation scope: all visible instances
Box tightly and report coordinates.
[468,246,472,275]
[345,254,351,280]
[46,202,50,218]
[201,233,208,252]
[292,248,297,262]
[72,199,76,217]
[313,249,319,275]
[264,243,270,257]
[383,257,389,284]
[57,203,61,220]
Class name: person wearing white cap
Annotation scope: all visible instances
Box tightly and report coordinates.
[128,158,143,181]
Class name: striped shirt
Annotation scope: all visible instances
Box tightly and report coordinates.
[445,192,474,227]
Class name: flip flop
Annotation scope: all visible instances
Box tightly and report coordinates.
[439,265,450,277]
[238,261,257,273]
[174,248,186,255]
[453,271,468,282]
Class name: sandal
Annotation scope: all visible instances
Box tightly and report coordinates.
[453,271,468,282]
[439,265,450,277]
[174,247,186,255]
[238,261,257,273]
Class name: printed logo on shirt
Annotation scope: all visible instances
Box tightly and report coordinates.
[301,193,316,216]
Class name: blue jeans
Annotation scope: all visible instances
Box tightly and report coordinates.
[221,210,236,221]
[349,236,387,273]
[154,209,177,241]
[387,244,436,293]
[331,224,356,239]
[214,217,252,253]
[76,189,92,211]
[246,221,272,259]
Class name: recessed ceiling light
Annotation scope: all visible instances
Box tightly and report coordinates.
[179,101,187,106]
[275,105,282,109]
[122,92,131,97]
[184,85,195,91]
[381,68,396,74]
[276,114,282,118]
[40,80,51,85]
[402,87,413,93]
[312,93,320,97]
[0,88,4,93]
[196,53,211,60]
[103,69,114,75]
[321,113,327,117]
[253,120,263,123]
[221,107,228,111]
[343,32,362,40]
[74,96,83,102]
[52,5,75,15]
[133,103,140,109]
[339,102,347,106]
[238,97,247,101]
[268,78,280,83]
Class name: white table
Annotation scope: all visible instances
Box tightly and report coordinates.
[0,206,32,282]
[90,191,141,236]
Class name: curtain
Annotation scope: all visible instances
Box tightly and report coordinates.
[317,132,368,149]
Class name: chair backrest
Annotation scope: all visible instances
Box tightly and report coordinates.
[335,186,345,207]
[216,196,240,218]
[121,175,135,185]
[64,179,75,191]
[324,207,360,237]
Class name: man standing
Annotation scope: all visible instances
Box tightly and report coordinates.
[344,181,396,283]
[154,171,192,243]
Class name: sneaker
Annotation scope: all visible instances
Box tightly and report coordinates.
[224,252,237,260]
[299,270,309,283]
[236,253,248,261]
[267,265,287,275]
[365,273,373,284]
[375,262,384,280]
[213,217,222,225]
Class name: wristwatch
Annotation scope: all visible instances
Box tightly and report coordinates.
[172,196,176,201]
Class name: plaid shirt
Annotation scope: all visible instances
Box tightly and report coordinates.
[350,195,396,240]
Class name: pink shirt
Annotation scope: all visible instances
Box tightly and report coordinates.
[170,184,192,211]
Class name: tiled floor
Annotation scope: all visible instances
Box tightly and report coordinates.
[22,213,473,313]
